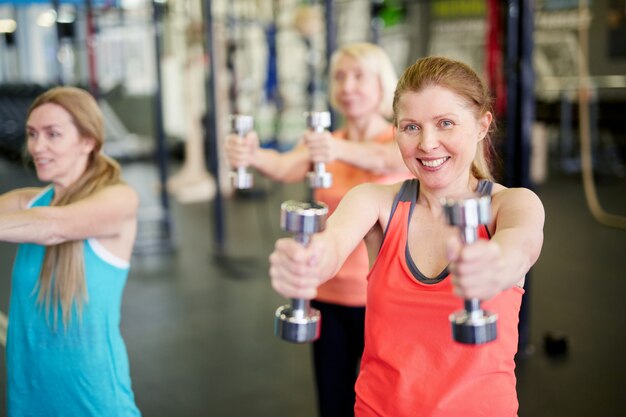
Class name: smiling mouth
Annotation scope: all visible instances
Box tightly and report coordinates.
[419,157,449,168]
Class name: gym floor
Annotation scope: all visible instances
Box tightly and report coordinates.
[0,155,625,417]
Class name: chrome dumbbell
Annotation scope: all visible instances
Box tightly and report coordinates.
[229,114,254,189]
[274,200,328,343]
[305,111,332,189]
[442,194,498,345]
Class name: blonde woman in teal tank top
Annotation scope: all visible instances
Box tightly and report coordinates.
[0,87,140,416]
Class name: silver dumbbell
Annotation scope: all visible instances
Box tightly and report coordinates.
[274,200,328,343]
[229,114,254,189]
[305,111,332,189]
[442,194,498,345]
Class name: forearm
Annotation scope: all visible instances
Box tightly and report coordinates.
[493,228,543,290]
[0,208,62,245]
[490,187,545,290]
[252,147,310,183]
[335,140,405,174]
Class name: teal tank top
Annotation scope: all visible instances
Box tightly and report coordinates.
[6,186,141,416]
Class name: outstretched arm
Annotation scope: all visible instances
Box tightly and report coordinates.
[0,184,138,246]
[269,182,386,300]
[224,131,311,183]
[447,187,545,300]
[305,130,408,175]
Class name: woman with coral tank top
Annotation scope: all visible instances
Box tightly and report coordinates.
[269,56,545,416]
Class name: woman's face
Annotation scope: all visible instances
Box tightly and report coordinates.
[394,85,491,193]
[332,54,382,120]
[26,103,95,189]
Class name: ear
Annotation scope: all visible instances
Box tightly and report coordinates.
[81,136,97,155]
[477,111,493,142]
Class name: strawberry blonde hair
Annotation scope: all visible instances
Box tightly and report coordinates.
[28,86,123,328]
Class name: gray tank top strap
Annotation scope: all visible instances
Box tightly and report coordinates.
[476,179,493,196]
[378,179,418,253]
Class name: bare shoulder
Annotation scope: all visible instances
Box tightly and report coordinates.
[346,181,401,209]
[349,181,402,199]
[490,183,545,228]
[491,184,543,209]
[78,183,139,219]
[98,182,139,201]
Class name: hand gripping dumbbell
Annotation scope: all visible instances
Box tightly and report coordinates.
[229,114,254,189]
[442,194,498,345]
[274,200,328,343]
[304,111,333,189]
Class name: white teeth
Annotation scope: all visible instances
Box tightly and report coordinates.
[421,157,448,168]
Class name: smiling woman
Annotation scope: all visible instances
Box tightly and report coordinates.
[0,86,141,416]
[269,56,545,417]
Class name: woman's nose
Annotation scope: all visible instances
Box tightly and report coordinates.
[28,135,45,153]
[339,76,356,92]
[418,129,439,152]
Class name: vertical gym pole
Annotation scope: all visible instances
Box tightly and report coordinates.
[84,0,98,98]
[323,0,336,131]
[132,0,175,254]
[204,0,282,277]
[202,0,249,275]
[504,0,534,355]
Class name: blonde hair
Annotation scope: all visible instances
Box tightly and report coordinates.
[392,56,497,180]
[27,86,123,328]
[328,42,398,119]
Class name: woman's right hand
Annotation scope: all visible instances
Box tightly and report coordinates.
[224,131,260,169]
[269,236,327,300]
[303,129,337,164]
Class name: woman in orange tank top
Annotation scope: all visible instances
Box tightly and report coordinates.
[269,56,545,417]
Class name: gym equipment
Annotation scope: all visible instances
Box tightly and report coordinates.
[442,194,498,345]
[229,114,255,189]
[274,200,328,343]
[305,111,333,189]
[576,0,626,230]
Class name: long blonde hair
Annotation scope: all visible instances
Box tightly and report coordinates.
[328,42,398,119]
[27,86,123,328]
[392,56,497,180]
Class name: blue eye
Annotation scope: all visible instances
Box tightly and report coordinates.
[440,120,453,128]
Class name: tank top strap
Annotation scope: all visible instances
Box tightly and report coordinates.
[380,179,418,244]
[476,179,493,196]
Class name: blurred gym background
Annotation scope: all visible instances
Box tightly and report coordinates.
[0,0,625,416]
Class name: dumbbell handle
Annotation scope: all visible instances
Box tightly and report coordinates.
[459,227,479,246]
[310,122,327,173]
[457,221,489,322]
[230,115,254,189]
[305,112,332,189]
[290,232,313,318]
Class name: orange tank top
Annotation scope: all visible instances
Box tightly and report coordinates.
[314,126,411,306]
[355,179,523,417]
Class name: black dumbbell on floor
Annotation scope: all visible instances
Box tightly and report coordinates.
[442,193,498,345]
[274,200,328,343]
